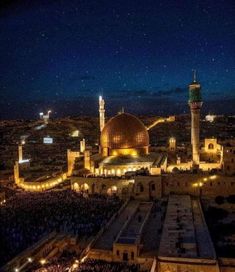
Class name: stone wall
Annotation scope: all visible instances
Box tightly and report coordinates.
[162,174,235,197]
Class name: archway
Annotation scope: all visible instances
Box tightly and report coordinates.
[81,183,89,193]
[73,183,80,191]
[208,143,214,150]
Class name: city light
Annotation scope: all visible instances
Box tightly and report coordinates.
[210,175,217,180]
[18,159,30,164]
[39,258,46,265]
[1,1,235,272]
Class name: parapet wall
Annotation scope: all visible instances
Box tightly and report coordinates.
[163,174,235,197]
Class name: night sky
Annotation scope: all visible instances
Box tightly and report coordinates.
[0,0,235,117]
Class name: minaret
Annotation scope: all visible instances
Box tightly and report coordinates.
[99,96,105,132]
[18,144,23,162]
[188,70,203,166]
[80,138,86,153]
[18,139,25,162]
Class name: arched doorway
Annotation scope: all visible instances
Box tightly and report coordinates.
[73,183,80,191]
[81,183,89,193]
[208,143,214,150]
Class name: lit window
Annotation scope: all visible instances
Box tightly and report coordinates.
[136,133,143,143]
[113,135,121,143]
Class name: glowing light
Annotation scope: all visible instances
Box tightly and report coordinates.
[27,257,33,263]
[40,258,46,265]
[131,151,137,156]
[210,175,217,180]
[203,178,208,181]
[112,186,117,192]
[19,159,30,164]
[14,268,19,272]
[71,130,79,137]
[72,263,79,269]
[193,182,203,188]
[81,183,89,190]
[80,256,87,263]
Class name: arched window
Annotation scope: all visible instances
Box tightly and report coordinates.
[208,143,214,150]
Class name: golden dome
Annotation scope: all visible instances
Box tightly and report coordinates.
[100,112,149,156]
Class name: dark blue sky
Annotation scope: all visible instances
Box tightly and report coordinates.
[0,0,235,103]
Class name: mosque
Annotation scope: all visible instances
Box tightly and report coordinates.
[10,73,235,272]
[14,72,235,198]
[86,110,167,177]
[69,71,222,179]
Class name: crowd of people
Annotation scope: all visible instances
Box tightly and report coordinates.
[74,259,140,272]
[0,190,122,267]
[33,259,141,272]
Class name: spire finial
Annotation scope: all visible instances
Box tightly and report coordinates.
[193,69,197,83]
[118,107,125,114]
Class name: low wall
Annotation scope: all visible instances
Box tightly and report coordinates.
[16,172,67,192]
[162,174,235,197]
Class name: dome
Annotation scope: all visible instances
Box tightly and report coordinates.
[100,112,149,156]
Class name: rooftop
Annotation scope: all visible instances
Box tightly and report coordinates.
[159,195,216,259]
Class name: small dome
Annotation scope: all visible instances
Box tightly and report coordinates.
[100,113,149,156]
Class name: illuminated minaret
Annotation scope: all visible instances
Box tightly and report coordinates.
[18,140,25,162]
[18,144,23,162]
[99,96,105,132]
[188,70,203,166]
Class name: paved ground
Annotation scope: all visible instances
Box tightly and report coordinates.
[117,202,152,244]
[192,199,216,259]
[140,201,165,257]
[94,200,139,250]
